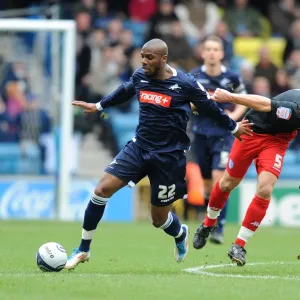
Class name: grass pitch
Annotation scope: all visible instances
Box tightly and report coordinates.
[0,221,299,300]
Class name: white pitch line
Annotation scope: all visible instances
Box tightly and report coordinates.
[184,261,300,280]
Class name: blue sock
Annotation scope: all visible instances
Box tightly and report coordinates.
[79,194,109,252]
[160,212,186,243]
[217,199,228,234]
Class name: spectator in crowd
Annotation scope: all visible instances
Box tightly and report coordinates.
[174,0,220,41]
[0,62,30,119]
[90,28,107,94]
[284,49,300,75]
[223,0,263,37]
[146,0,178,41]
[272,69,291,96]
[239,60,254,93]
[191,41,204,68]
[285,50,300,89]
[79,0,95,12]
[254,46,278,89]
[93,0,114,29]
[252,76,271,98]
[75,10,92,101]
[107,0,128,17]
[269,0,300,37]
[283,19,300,62]
[120,29,136,59]
[164,21,194,71]
[215,21,234,65]
[128,0,157,22]
[107,19,123,44]
[0,98,18,142]
[89,43,125,101]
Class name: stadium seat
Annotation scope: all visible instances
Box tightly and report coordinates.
[116,131,136,150]
[0,142,41,174]
[0,143,20,174]
[233,37,286,67]
[283,150,297,165]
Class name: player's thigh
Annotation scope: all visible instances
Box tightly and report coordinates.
[192,134,212,180]
[255,138,289,179]
[256,171,278,199]
[94,172,127,198]
[226,137,256,178]
[148,150,187,206]
[102,141,146,193]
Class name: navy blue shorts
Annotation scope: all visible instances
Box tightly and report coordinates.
[192,134,234,179]
[105,141,187,206]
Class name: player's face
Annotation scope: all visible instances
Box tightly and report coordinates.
[141,48,166,77]
[202,41,224,65]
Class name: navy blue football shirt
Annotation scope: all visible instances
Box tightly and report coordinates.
[100,66,237,152]
[191,65,246,137]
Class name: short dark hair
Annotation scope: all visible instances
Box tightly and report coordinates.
[203,36,224,50]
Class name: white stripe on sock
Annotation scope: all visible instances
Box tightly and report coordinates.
[91,194,109,205]
[207,206,220,219]
[82,229,95,240]
[175,226,183,238]
[159,211,173,230]
[237,226,255,243]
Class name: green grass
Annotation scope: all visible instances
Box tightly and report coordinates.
[0,221,299,300]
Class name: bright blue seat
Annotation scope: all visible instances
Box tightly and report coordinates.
[116,131,136,150]
[0,143,20,174]
[284,150,297,165]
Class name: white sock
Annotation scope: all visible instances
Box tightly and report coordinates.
[237,226,255,243]
[82,229,95,240]
[207,206,221,219]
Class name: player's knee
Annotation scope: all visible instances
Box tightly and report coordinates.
[151,216,166,228]
[219,177,238,193]
[256,184,273,199]
[94,185,112,198]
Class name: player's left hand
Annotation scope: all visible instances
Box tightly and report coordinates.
[72,101,98,113]
[233,119,253,142]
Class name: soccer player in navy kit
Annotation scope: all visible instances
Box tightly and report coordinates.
[65,39,251,270]
[191,36,247,245]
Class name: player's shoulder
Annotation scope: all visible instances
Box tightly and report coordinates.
[176,70,199,90]
[273,89,300,102]
[222,67,241,82]
[131,67,148,84]
[190,66,203,76]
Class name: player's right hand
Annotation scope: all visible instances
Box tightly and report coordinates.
[233,119,253,142]
[72,101,98,113]
[211,88,233,103]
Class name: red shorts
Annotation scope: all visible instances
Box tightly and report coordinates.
[226,131,297,178]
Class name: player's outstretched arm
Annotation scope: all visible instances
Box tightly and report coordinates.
[72,81,136,114]
[212,88,271,112]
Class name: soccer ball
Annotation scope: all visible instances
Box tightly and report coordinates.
[36,242,67,272]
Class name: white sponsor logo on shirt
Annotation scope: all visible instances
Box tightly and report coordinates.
[276,107,292,120]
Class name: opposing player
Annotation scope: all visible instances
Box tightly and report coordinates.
[191,36,247,244]
[65,39,251,270]
[193,87,300,266]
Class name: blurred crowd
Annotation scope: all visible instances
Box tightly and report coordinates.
[1,0,300,175]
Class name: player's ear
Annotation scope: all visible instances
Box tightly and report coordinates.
[220,50,225,60]
[162,55,168,63]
